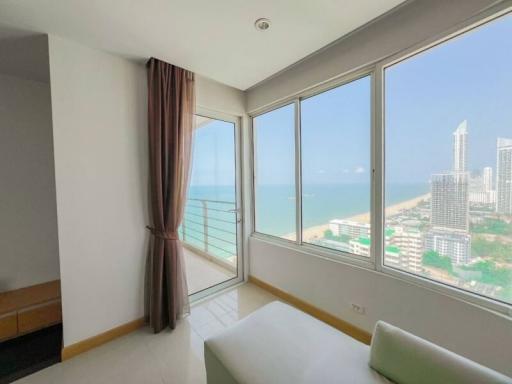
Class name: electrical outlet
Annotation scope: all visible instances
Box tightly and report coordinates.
[351,303,366,315]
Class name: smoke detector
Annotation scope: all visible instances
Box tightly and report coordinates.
[254,18,271,31]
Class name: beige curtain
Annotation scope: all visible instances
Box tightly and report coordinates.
[146,57,195,332]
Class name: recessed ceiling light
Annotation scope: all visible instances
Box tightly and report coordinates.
[254,18,271,31]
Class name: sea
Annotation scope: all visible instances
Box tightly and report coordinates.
[185,183,429,244]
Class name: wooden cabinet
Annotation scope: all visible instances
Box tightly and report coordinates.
[0,281,61,342]
[0,312,17,341]
[18,300,62,335]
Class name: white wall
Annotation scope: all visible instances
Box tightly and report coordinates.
[246,0,512,377]
[250,238,512,376]
[48,35,148,346]
[0,73,60,292]
[47,36,247,346]
[196,74,246,116]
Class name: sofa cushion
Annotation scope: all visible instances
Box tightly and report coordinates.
[370,321,512,384]
[204,301,390,384]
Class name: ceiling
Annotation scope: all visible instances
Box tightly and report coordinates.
[0,0,406,90]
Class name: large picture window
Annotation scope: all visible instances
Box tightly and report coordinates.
[251,10,512,311]
[301,76,371,257]
[384,13,512,305]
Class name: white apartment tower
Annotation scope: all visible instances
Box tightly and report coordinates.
[430,121,470,231]
[468,166,496,205]
[424,230,471,265]
[431,172,469,231]
[453,120,468,172]
[496,138,512,215]
[483,166,493,192]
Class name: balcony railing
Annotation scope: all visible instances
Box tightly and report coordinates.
[180,198,238,270]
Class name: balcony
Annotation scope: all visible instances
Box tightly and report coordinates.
[181,198,238,295]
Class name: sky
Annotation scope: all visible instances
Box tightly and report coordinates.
[386,12,512,183]
[254,103,296,185]
[254,77,371,186]
[189,118,235,186]
[191,12,512,187]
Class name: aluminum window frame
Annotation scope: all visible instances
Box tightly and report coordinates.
[250,68,376,267]
[299,72,376,264]
[251,101,299,245]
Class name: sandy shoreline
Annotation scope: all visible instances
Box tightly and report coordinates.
[283,193,431,241]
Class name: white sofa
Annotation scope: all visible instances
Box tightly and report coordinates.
[204,301,511,384]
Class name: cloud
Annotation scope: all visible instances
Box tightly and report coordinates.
[354,166,365,174]
[316,169,326,174]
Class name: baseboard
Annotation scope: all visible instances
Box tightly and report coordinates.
[61,317,145,361]
[248,275,372,345]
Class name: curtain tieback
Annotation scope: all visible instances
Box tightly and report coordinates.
[145,226,179,240]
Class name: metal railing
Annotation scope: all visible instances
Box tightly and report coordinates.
[180,198,238,268]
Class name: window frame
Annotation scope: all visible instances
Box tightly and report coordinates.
[251,101,298,244]
[299,74,375,263]
[248,4,512,317]
[250,69,376,268]
[377,7,512,316]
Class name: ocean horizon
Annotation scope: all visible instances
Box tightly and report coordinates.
[187,182,429,237]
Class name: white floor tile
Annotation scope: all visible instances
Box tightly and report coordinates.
[184,248,236,295]
[13,283,277,384]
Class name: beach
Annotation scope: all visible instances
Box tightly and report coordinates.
[284,193,431,241]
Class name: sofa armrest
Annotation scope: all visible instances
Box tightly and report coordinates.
[369,321,511,384]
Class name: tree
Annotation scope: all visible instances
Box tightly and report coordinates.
[323,229,350,243]
[471,236,512,263]
[422,250,453,273]
[462,260,512,287]
[472,218,512,236]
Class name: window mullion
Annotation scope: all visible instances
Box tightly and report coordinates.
[373,67,384,271]
[294,99,303,245]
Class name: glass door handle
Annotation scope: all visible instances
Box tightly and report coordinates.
[228,208,242,223]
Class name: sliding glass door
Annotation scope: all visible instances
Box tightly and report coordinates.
[182,112,243,299]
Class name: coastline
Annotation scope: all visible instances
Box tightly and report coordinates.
[283,193,431,241]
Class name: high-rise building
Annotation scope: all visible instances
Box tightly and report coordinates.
[468,167,496,205]
[431,172,469,231]
[483,166,493,192]
[469,190,496,205]
[453,120,468,172]
[424,230,471,265]
[431,121,470,230]
[496,138,512,215]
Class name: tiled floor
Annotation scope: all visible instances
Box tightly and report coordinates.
[13,283,278,384]
[184,248,236,295]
